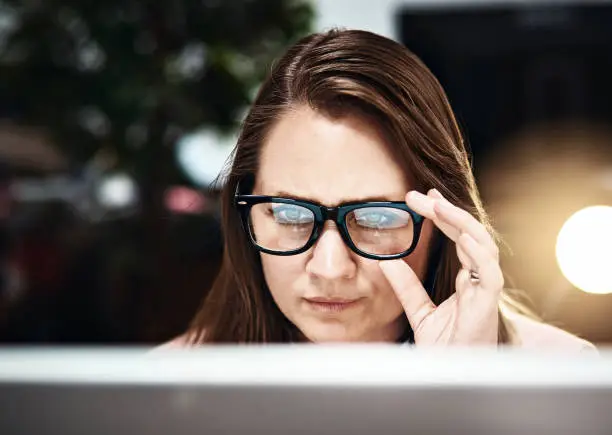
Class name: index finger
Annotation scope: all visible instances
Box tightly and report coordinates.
[433,199,499,260]
[406,190,498,259]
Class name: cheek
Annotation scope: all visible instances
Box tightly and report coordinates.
[260,254,306,298]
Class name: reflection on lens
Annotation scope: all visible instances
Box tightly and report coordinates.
[249,202,314,252]
[346,207,414,255]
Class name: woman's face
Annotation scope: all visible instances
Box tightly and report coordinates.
[254,105,434,342]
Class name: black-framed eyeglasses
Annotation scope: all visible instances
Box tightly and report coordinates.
[235,194,425,260]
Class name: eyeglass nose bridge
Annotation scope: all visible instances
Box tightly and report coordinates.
[319,205,341,223]
[310,206,352,248]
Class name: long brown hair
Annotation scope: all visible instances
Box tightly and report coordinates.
[189,29,519,344]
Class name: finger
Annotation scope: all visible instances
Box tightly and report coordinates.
[455,267,473,295]
[405,191,463,242]
[378,260,435,331]
[427,188,443,200]
[432,197,499,260]
[456,232,504,295]
[406,190,498,262]
[409,190,498,272]
[426,189,477,268]
[407,190,496,260]
[455,242,475,273]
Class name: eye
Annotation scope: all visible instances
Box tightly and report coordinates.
[271,204,314,225]
[352,207,410,229]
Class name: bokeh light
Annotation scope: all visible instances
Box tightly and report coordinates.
[556,206,612,295]
[96,173,138,209]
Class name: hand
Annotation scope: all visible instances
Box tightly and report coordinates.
[379,189,503,345]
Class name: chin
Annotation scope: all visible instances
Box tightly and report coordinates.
[299,324,365,343]
[308,335,363,343]
[296,318,405,343]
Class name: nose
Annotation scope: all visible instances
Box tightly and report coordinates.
[306,222,357,280]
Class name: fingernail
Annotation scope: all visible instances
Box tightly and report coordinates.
[429,188,443,198]
[405,190,423,202]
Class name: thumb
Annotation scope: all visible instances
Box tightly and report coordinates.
[379,260,436,332]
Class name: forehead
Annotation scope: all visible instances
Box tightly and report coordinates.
[255,105,409,205]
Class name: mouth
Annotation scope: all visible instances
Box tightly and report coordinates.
[303,297,362,313]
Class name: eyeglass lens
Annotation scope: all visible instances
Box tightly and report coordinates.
[248,202,414,256]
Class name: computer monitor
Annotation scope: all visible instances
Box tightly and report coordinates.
[0,346,611,435]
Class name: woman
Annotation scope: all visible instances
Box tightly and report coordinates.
[173,29,594,349]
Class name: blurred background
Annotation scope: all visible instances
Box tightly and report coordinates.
[0,0,610,346]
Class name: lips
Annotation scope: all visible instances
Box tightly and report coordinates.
[303,297,362,313]
[305,297,358,304]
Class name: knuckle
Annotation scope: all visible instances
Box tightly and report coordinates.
[485,257,499,271]
[491,268,505,290]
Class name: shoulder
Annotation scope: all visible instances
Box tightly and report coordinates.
[502,308,597,353]
[152,333,198,351]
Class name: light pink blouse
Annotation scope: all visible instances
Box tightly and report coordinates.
[157,311,597,351]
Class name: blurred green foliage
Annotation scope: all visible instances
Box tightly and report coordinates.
[0,0,313,342]
[0,0,313,183]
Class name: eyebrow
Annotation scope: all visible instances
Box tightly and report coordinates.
[268,190,402,205]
